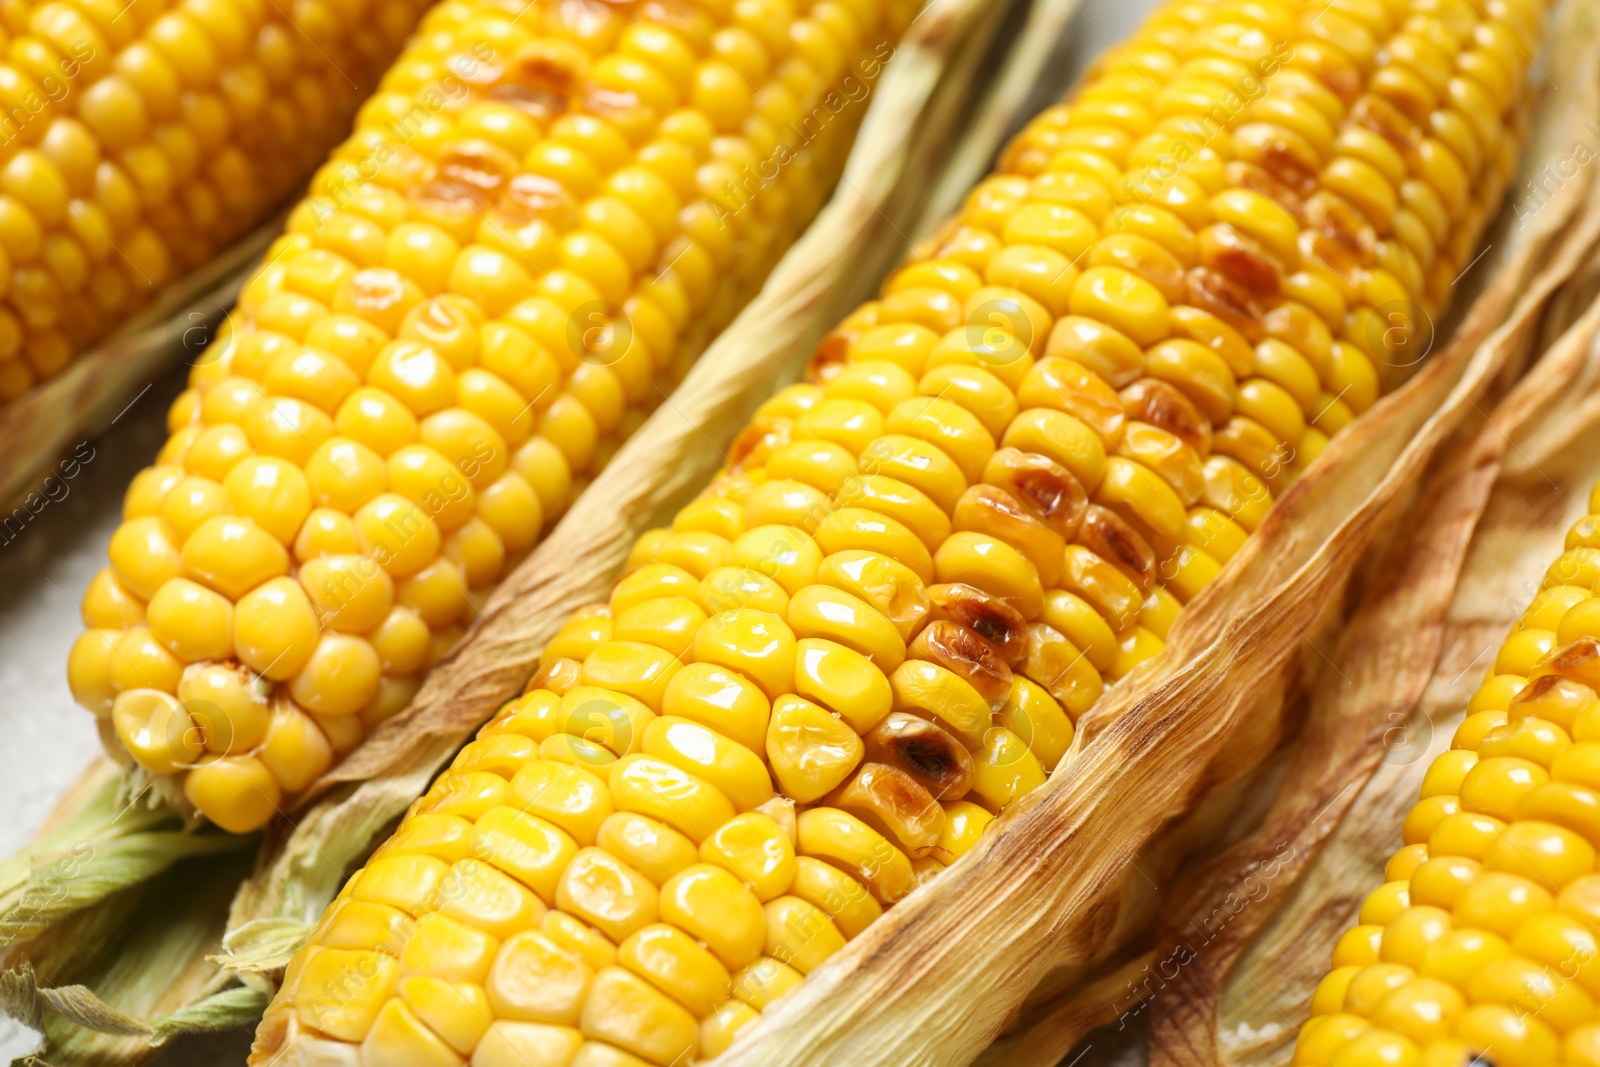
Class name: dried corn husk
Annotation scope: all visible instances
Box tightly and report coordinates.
[0,761,262,1065]
[695,6,1600,1066]
[0,0,1066,1059]
[1175,271,1600,1067]
[0,226,278,509]
[964,7,1600,1066]
[1137,42,1600,1067]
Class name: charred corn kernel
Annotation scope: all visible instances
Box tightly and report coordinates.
[825,761,944,856]
[261,0,1542,1055]
[83,0,911,838]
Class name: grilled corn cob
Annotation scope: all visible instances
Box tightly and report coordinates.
[68,0,918,833]
[1298,481,1600,1067]
[252,0,1546,1063]
[0,0,435,399]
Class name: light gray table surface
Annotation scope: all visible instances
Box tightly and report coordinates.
[0,0,1156,1061]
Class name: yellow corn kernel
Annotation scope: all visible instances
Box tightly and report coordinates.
[510,761,614,848]
[797,807,916,906]
[702,999,760,1058]
[788,583,909,669]
[969,728,1048,812]
[617,923,730,1017]
[79,0,905,840]
[642,717,773,813]
[259,0,1540,1057]
[692,608,798,701]
[763,895,847,975]
[792,638,893,734]
[660,664,771,754]
[296,948,400,1042]
[182,756,282,834]
[470,806,580,906]
[658,863,767,971]
[596,813,698,889]
[556,848,658,945]
[396,975,491,1054]
[730,956,805,1011]
[607,756,735,845]
[485,931,592,1027]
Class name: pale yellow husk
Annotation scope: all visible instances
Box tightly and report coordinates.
[1143,31,1600,1067]
[957,4,1600,1065]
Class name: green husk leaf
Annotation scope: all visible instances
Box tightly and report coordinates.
[148,987,270,1046]
[1,797,256,1066]
[0,964,268,1057]
[211,919,314,975]
[0,769,250,947]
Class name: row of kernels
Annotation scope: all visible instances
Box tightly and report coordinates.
[246,13,864,428]
[620,442,1074,804]
[853,252,1223,627]
[832,0,1395,633]
[1062,2,1515,475]
[247,1,926,1060]
[75,0,907,836]
[1302,486,1600,1066]
[262,0,1542,1059]
[309,686,889,1064]
[1327,0,1540,374]
[0,0,430,389]
[652,0,1536,883]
